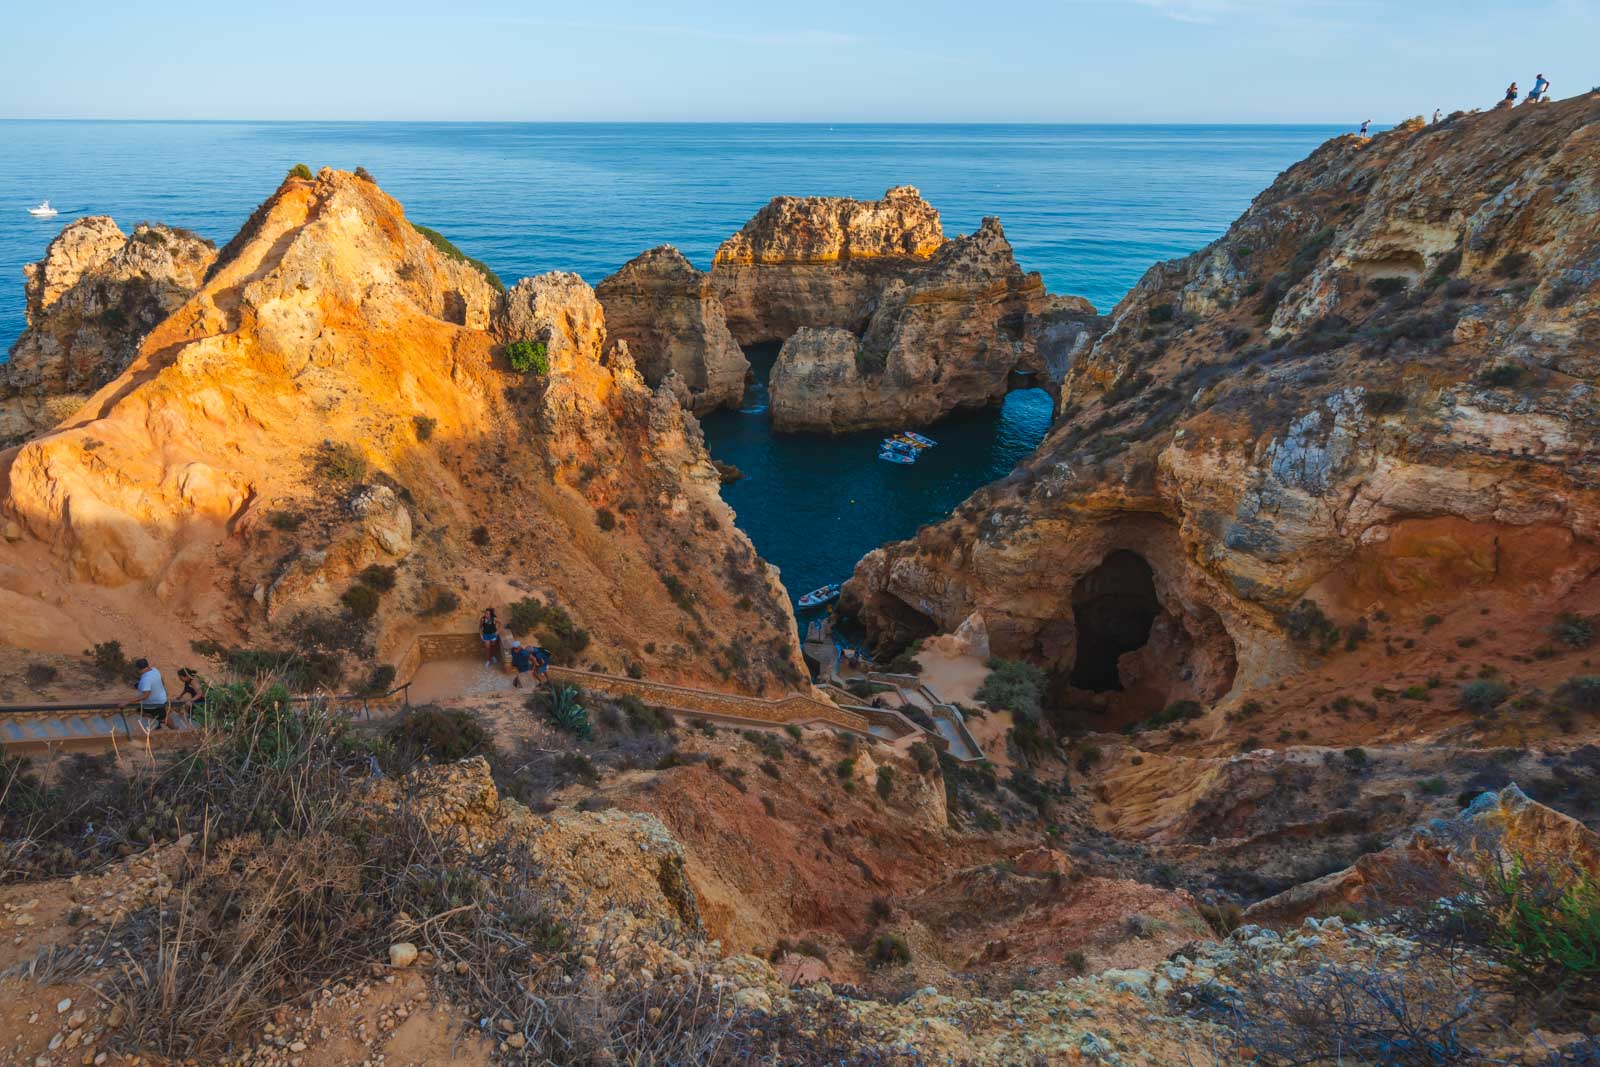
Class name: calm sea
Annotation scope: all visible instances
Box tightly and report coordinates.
[0,121,1337,610]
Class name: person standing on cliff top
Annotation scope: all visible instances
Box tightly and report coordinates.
[1528,74,1550,102]
[1505,83,1519,102]
[1358,119,1371,137]
[1432,108,1442,123]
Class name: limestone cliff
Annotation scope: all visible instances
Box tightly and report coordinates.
[710,185,944,344]
[595,245,749,414]
[1,217,216,444]
[844,94,1600,717]
[0,168,808,695]
[768,218,1089,432]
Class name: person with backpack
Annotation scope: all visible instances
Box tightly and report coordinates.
[510,640,534,688]
[529,644,552,685]
[125,657,169,730]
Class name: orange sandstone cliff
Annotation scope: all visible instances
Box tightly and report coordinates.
[0,168,807,694]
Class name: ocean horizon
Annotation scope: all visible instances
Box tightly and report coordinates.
[0,120,1344,356]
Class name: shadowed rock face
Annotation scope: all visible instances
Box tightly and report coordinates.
[845,95,1600,715]
[2,217,216,444]
[710,185,946,345]
[596,245,749,414]
[0,168,808,695]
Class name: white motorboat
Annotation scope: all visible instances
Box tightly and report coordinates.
[797,582,842,610]
[28,201,58,217]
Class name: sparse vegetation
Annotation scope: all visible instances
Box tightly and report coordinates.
[1556,614,1594,649]
[412,414,436,441]
[1284,599,1340,654]
[286,163,313,181]
[1460,680,1511,714]
[89,640,129,680]
[595,507,616,531]
[1557,676,1600,713]
[867,933,912,968]
[507,596,591,664]
[385,705,492,763]
[313,441,368,482]
[410,222,505,293]
[340,582,381,620]
[1478,364,1525,388]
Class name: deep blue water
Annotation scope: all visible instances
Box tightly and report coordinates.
[0,121,1338,607]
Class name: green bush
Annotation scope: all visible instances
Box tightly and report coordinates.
[340,583,381,620]
[506,597,590,664]
[1478,364,1525,388]
[595,507,616,532]
[1557,676,1600,713]
[876,765,896,800]
[313,441,368,482]
[1344,746,1369,769]
[422,589,460,618]
[506,339,550,375]
[619,694,668,733]
[1284,599,1340,653]
[360,664,397,695]
[1148,303,1175,324]
[412,414,436,442]
[867,933,912,968]
[89,640,129,679]
[410,223,505,293]
[1461,680,1511,714]
[537,684,592,740]
[854,346,887,376]
[358,564,397,592]
[909,741,938,775]
[286,163,314,181]
[1368,276,1410,297]
[1556,614,1594,649]
[976,659,1047,721]
[385,706,491,763]
[1137,700,1205,732]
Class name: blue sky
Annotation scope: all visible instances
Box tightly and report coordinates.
[1,0,1593,122]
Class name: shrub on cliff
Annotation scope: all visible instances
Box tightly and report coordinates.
[340,582,381,620]
[385,706,492,764]
[313,441,368,482]
[867,933,912,968]
[286,163,313,181]
[1558,676,1600,713]
[976,659,1046,721]
[1556,614,1595,648]
[1461,680,1511,714]
[506,339,550,375]
[410,222,505,293]
[534,684,593,741]
[507,596,590,664]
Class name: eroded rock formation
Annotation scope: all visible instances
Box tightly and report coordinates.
[595,245,749,414]
[0,168,807,695]
[845,94,1600,718]
[768,218,1094,432]
[710,185,945,344]
[1,217,216,443]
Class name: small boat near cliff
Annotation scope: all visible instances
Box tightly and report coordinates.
[902,432,937,448]
[878,448,915,465]
[28,201,58,217]
[882,438,918,456]
[797,582,842,610]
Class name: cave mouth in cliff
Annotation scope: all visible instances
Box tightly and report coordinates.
[1069,550,1161,692]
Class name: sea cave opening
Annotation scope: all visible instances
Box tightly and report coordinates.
[1069,550,1161,692]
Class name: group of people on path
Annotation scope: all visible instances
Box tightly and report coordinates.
[1359,73,1553,139]
[124,659,205,730]
[479,608,551,689]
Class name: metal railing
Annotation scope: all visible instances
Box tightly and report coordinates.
[0,681,412,747]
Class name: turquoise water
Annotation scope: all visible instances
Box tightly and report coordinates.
[0,121,1338,608]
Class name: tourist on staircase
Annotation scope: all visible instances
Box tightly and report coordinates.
[176,667,208,719]
[125,658,169,731]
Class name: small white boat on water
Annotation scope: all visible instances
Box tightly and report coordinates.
[798,582,842,610]
[879,448,916,465]
[28,201,58,217]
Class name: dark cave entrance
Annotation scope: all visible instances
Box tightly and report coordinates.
[1069,550,1161,692]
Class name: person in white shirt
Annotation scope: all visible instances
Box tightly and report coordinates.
[126,657,169,729]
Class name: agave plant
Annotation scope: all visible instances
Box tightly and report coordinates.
[542,684,592,741]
